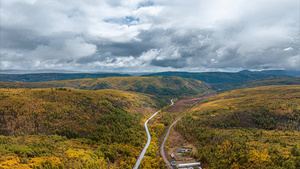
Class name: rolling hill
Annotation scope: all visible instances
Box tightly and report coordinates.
[0,76,210,98]
[0,73,130,82]
[143,71,292,84]
[239,70,300,77]
[0,88,158,168]
[233,77,300,89]
[175,85,300,168]
[214,77,300,93]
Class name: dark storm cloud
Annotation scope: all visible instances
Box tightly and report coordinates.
[151,58,188,68]
[0,27,48,50]
[76,54,104,64]
[96,41,155,57]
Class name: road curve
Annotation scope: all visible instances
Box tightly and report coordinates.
[161,116,182,169]
[133,111,158,169]
[133,100,174,169]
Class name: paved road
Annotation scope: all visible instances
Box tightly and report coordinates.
[134,100,174,169]
[133,111,158,169]
[161,116,182,169]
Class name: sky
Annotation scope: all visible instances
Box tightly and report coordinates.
[0,0,299,73]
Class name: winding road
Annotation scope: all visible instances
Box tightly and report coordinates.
[133,99,174,169]
[170,99,174,106]
[161,116,182,169]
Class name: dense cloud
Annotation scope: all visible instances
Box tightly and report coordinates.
[0,0,299,72]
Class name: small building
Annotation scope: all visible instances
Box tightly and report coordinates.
[178,149,187,153]
[181,146,193,151]
[170,153,175,159]
[171,161,176,166]
[177,162,201,168]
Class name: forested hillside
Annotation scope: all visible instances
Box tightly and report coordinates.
[0,76,210,98]
[233,77,300,90]
[239,70,300,77]
[0,88,158,168]
[143,71,295,91]
[212,77,300,92]
[143,71,291,84]
[0,76,211,168]
[0,73,130,82]
[176,86,300,168]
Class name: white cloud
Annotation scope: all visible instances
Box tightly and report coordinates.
[283,47,293,51]
[139,49,160,62]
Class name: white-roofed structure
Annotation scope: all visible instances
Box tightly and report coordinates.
[177,162,201,168]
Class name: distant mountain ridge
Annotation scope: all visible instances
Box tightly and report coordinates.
[239,70,300,77]
[0,76,210,100]
[0,73,131,82]
[232,77,300,90]
[0,69,80,74]
[143,71,292,84]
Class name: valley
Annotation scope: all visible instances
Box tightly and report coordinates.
[0,75,299,168]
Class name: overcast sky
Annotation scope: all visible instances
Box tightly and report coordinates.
[0,0,299,72]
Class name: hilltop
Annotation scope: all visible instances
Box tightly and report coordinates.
[142,71,295,91]
[0,73,130,82]
[239,70,300,77]
[143,71,292,84]
[233,77,300,90]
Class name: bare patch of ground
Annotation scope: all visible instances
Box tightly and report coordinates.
[165,130,198,166]
[167,92,216,114]
[159,93,215,168]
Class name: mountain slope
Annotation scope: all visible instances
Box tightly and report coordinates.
[239,70,300,77]
[233,77,300,89]
[0,88,159,168]
[0,76,210,98]
[214,77,300,93]
[143,71,291,84]
[0,88,157,141]
[176,85,300,168]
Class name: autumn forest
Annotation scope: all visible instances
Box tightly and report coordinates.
[0,74,299,168]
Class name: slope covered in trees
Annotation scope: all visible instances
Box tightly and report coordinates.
[143,71,291,84]
[176,86,300,168]
[0,76,210,98]
[143,71,295,91]
[233,77,300,90]
[212,77,300,93]
[0,73,130,82]
[239,70,300,77]
[0,88,158,141]
[0,76,211,168]
[0,88,159,168]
